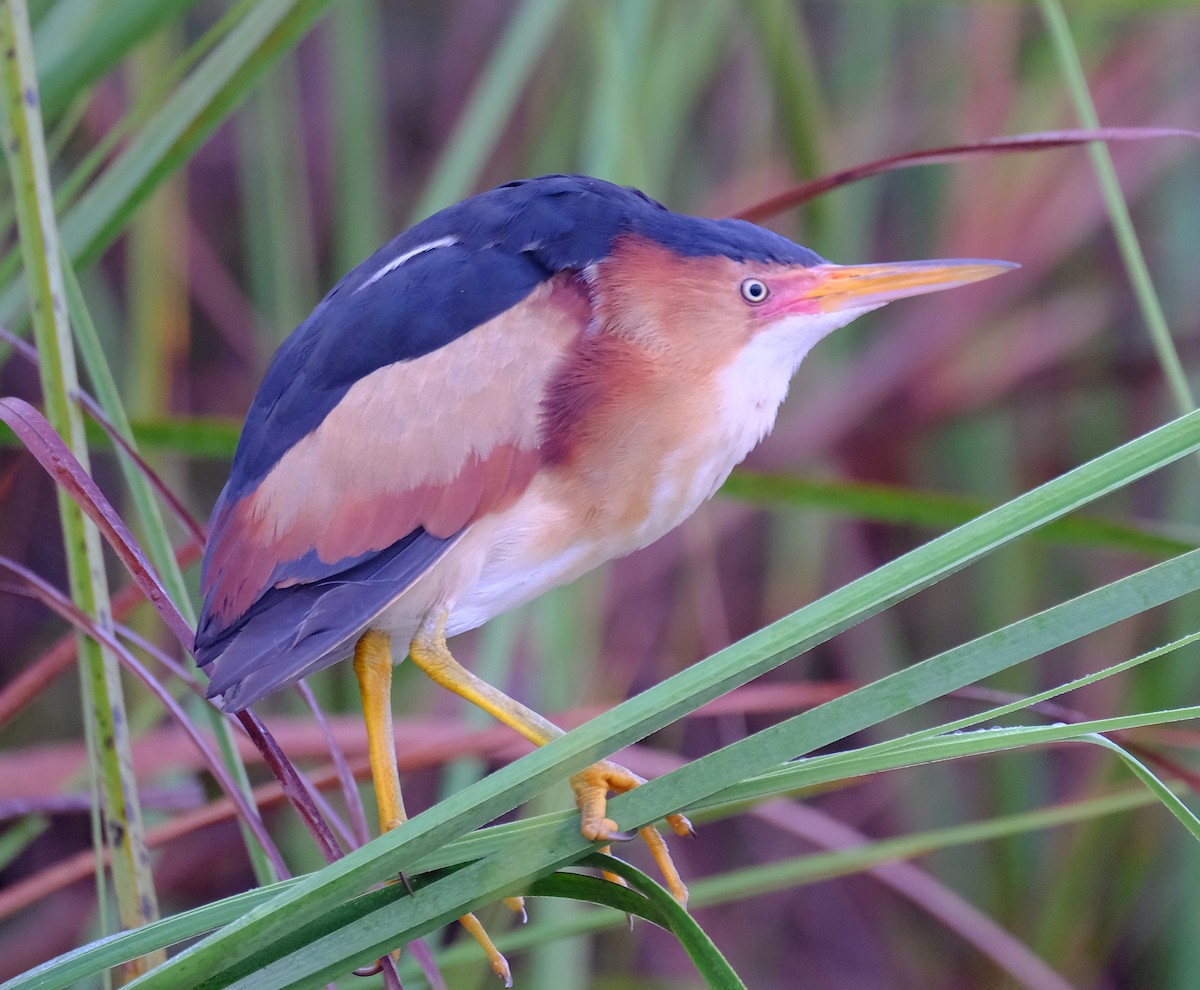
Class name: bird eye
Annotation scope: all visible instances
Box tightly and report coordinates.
[739,278,769,304]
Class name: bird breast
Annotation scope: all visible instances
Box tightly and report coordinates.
[431,324,805,637]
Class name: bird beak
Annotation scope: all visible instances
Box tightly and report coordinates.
[768,258,1018,315]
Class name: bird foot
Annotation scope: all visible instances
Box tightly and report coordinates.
[458,913,512,987]
[503,896,528,923]
[570,759,692,906]
[375,821,511,983]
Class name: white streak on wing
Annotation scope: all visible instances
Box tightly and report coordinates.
[355,235,458,293]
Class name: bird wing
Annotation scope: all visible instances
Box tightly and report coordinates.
[196,237,594,709]
[193,173,818,708]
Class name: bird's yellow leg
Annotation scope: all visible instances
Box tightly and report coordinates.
[409,613,692,905]
[354,631,511,986]
[354,630,407,831]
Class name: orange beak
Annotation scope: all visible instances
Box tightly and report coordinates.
[765,258,1017,317]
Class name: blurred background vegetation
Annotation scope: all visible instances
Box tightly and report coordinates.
[2,0,1200,987]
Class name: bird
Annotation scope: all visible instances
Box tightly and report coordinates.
[194,173,1014,982]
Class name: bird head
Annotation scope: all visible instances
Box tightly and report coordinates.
[585,233,1016,378]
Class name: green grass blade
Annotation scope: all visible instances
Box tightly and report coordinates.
[1075,735,1200,841]
[721,470,1197,557]
[851,631,1200,762]
[62,256,278,890]
[403,787,1158,979]
[33,0,203,124]
[125,408,1200,988]
[745,0,830,239]
[0,0,159,968]
[635,1,729,192]
[236,51,319,336]
[1,884,294,990]
[13,758,1176,989]
[327,0,386,274]
[576,855,746,990]
[1037,0,1195,413]
[2,0,334,317]
[216,700,1200,989]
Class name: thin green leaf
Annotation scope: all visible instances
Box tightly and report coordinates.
[575,855,745,990]
[1036,0,1195,413]
[1074,735,1200,842]
[403,787,1159,979]
[0,0,334,328]
[721,470,1197,558]
[33,0,203,124]
[126,409,1200,989]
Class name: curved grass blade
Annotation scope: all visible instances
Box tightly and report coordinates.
[0,397,192,648]
[0,556,286,873]
[9,780,1166,990]
[576,855,746,990]
[0,397,348,864]
[406,790,1149,983]
[0,540,202,728]
[75,390,207,548]
[1073,735,1200,841]
[202,546,1200,989]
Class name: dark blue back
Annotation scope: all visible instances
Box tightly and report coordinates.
[224,174,822,499]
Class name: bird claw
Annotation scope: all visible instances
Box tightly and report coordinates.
[570,759,690,906]
[667,811,695,838]
[503,896,528,924]
[458,912,512,987]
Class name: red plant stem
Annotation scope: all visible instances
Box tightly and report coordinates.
[235,710,344,863]
[0,540,202,727]
[74,390,208,548]
[732,126,1200,224]
[0,397,193,649]
[0,562,287,875]
[296,680,371,846]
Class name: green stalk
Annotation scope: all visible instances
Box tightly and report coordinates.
[0,0,160,973]
[62,260,278,890]
[237,51,318,339]
[1037,0,1195,413]
[746,0,830,241]
[328,0,386,274]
